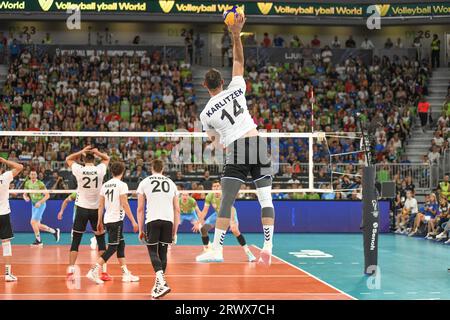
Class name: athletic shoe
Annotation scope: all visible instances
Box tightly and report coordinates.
[203,243,212,252]
[196,248,223,263]
[100,272,112,281]
[122,272,140,283]
[66,272,75,282]
[436,232,447,240]
[31,240,43,247]
[54,228,61,242]
[86,269,104,285]
[152,283,171,299]
[5,274,17,282]
[258,245,272,266]
[246,250,256,262]
[90,237,97,250]
[444,239,450,244]
[408,231,416,237]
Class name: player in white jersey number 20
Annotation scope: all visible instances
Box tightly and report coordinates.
[197,14,275,265]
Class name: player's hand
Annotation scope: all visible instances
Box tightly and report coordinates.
[192,221,201,233]
[57,211,63,220]
[139,231,146,244]
[24,195,30,202]
[172,234,177,245]
[228,12,246,35]
[97,223,104,234]
[0,157,5,163]
[34,202,41,208]
[132,222,139,233]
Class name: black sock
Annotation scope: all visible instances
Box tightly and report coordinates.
[201,236,210,245]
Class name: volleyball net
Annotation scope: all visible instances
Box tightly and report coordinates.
[0,130,367,197]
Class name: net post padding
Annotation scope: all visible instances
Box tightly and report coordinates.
[361,166,380,275]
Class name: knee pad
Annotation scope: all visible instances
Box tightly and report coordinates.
[101,244,118,262]
[236,234,246,246]
[218,178,242,219]
[96,234,106,251]
[256,186,274,209]
[2,241,12,257]
[117,240,125,259]
[70,232,83,252]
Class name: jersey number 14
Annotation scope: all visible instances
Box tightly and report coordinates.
[221,100,244,125]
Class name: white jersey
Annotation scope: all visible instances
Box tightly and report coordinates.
[404,198,418,214]
[100,178,129,224]
[200,76,256,147]
[137,174,178,224]
[71,163,107,209]
[0,171,13,216]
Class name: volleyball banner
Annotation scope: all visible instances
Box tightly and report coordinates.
[0,1,449,17]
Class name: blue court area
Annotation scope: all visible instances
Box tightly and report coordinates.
[11,232,450,300]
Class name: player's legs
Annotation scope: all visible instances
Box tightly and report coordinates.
[1,214,16,281]
[37,203,60,243]
[195,178,242,263]
[30,204,45,246]
[88,209,110,281]
[254,176,275,265]
[230,218,256,262]
[68,206,89,279]
[116,240,139,282]
[200,223,214,250]
[146,220,171,298]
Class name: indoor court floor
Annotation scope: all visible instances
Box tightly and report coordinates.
[1,233,449,300]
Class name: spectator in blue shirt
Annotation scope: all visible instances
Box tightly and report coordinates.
[273,34,285,48]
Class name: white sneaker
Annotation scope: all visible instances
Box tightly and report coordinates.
[152,283,171,299]
[122,272,140,283]
[258,245,273,265]
[408,231,416,237]
[246,250,256,262]
[444,239,450,244]
[5,274,17,282]
[436,232,446,240]
[90,237,97,250]
[196,248,223,263]
[86,269,104,284]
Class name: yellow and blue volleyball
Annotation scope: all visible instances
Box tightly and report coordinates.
[223,6,245,26]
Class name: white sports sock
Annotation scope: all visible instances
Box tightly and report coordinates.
[102,263,107,273]
[92,263,101,273]
[68,265,75,274]
[121,265,129,274]
[155,270,165,285]
[44,226,56,234]
[212,228,227,250]
[263,225,274,249]
[5,265,11,275]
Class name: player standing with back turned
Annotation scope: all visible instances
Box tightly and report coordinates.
[196,14,275,265]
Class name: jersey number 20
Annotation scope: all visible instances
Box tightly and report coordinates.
[221,100,244,125]
[151,180,170,193]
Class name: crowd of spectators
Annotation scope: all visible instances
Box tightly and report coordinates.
[0,36,433,201]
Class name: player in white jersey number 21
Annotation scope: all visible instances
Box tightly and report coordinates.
[197,14,275,265]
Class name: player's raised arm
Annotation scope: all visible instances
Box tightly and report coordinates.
[66,145,92,168]
[0,157,23,177]
[91,148,110,166]
[228,13,246,77]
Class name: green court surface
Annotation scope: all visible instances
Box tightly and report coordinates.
[11,232,450,300]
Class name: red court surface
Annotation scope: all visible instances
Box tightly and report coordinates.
[0,245,353,300]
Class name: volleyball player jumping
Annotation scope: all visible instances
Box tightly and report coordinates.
[196,14,275,265]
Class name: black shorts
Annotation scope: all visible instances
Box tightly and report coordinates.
[223,136,272,183]
[105,221,124,245]
[73,206,99,233]
[0,214,13,240]
[146,220,173,245]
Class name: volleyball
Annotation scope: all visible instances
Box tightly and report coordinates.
[223,5,245,26]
